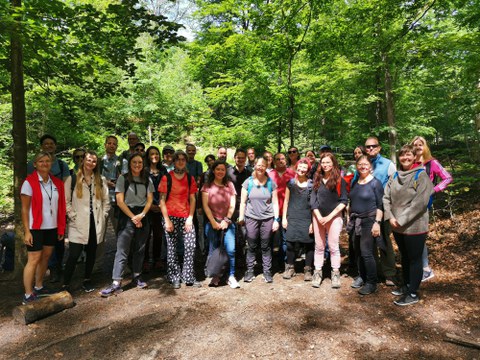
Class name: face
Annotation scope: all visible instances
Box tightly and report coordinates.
[34,155,52,173]
[149,149,160,164]
[365,139,381,158]
[274,154,287,170]
[163,150,174,163]
[353,147,364,160]
[128,134,139,148]
[207,157,215,168]
[83,154,97,172]
[399,151,415,170]
[130,156,144,174]
[186,146,196,160]
[306,151,316,163]
[288,148,299,160]
[105,137,118,155]
[134,145,145,154]
[320,156,334,173]
[175,155,187,170]
[263,152,273,166]
[296,163,309,177]
[413,140,424,157]
[41,139,56,154]
[213,164,226,181]
[217,147,227,160]
[255,159,267,176]
[356,159,371,177]
[247,149,255,162]
[73,151,85,166]
[235,152,247,167]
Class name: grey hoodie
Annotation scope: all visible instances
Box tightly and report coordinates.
[383,167,434,235]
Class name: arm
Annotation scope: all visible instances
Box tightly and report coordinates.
[159,192,173,232]
[21,195,33,247]
[238,188,248,225]
[431,159,453,193]
[202,191,220,230]
[64,176,73,218]
[184,193,196,232]
[320,179,347,225]
[101,177,111,218]
[271,189,280,231]
[282,187,290,229]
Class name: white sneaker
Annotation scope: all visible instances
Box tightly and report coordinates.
[228,275,240,289]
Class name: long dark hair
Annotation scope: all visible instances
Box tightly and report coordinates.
[206,160,230,186]
[145,146,161,169]
[126,153,147,183]
[313,153,341,191]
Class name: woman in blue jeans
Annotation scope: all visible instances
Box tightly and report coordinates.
[202,160,239,288]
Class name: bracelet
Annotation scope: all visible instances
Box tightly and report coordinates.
[375,220,381,224]
[224,217,232,224]
[275,217,281,222]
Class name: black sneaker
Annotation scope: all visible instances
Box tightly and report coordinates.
[394,293,419,306]
[133,276,147,289]
[22,293,38,305]
[82,280,95,293]
[244,270,255,283]
[358,283,377,295]
[391,285,409,296]
[351,276,364,289]
[263,271,273,283]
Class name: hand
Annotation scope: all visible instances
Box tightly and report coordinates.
[107,180,116,189]
[282,219,288,230]
[24,231,33,247]
[219,220,229,230]
[237,218,245,226]
[164,219,174,232]
[371,222,381,237]
[389,218,400,229]
[131,214,144,226]
[319,215,331,226]
[211,220,221,230]
[272,220,279,232]
[184,217,193,232]
[309,223,313,234]
[58,234,65,240]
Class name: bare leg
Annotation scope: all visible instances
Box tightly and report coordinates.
[35,246,54,289]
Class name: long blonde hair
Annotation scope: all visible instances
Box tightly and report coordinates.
[410,136,433,163]
[75,151,103,200]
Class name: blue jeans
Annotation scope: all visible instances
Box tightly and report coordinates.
[205,222,236,276]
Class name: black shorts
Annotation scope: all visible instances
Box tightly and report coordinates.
[28,229,58,252]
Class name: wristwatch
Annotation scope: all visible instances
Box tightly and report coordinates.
[375,220,381,225]
[275,217,281,222]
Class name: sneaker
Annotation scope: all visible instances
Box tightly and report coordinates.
[263,271,273,283]
[385,277,397,286]
[22,293,38,305]
[422,269,435,282]
[391,285,409,296]
[304,266,313,281]
[244,270,255,283]
[100,283,122,297]
[209,276,220,287]
[282,265,295,279]
[33,286,54,297]
[228,275,240,289]
[394,293,419,306]
[312,270,322,288]
[351,276,364,289]
[82,280,95,293]
[133,276,147,289]
[186,281,202,288]
[358,283,378,295]
[172,280,181,289]
[331,269,341,289]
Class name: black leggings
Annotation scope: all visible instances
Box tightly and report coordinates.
[393,232,427,295]
[64,214,97,286]
[286,241,314,268]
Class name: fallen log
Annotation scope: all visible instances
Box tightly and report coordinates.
[445,333,480,350]
[12,291,74,325]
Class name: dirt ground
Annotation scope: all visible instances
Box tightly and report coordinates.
[0,205,479,360]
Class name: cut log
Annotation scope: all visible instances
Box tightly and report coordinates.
[445,333,480,350]
[12,291,74,325]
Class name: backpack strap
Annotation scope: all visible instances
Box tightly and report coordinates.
[413,168,425,190]
[247,176,254,195]
[336,179,341,197]
[164,172,192,202]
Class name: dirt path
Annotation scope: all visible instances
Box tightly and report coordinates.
[0,211,479,360]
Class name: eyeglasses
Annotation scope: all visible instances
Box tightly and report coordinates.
[164,151,174,155]
[74,155,85,160]
[135,148,145,152]
[365,144,379,149]
[357,163,370,167]
[288,150,298,154]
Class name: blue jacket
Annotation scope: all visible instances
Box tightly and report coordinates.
[371,154,395,188]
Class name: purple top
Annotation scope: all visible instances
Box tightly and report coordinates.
[412,158,452,193]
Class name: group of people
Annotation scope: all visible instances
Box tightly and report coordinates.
[20,132,452,307]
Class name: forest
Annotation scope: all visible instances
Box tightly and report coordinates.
[0,0,479,217]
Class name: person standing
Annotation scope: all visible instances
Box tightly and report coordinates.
[365,136,397,286]
[162,145,175,172]
[287,146,300,172]
[100,135,121,234]
[246,148,256,171]
[21,152,66,304]
[119,132,140,174]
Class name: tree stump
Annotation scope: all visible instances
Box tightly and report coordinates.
[12,291,74,325]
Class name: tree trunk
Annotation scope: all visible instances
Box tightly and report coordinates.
[11,0,28,280]
[383,53,397,164]
[287,56,295,147]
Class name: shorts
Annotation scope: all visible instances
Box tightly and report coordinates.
[28,229,58,252]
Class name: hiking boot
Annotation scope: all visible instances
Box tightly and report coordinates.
[422,269,435,282]
[244,269,255,283]
[82,280,95,293]
[351,276,364,289]
[394,293,419,306]
[263,271,273,283]
[228,275,240,289]
[304,266,313,282]
[133,276,147,289]
[100,282,122,297]
[331,269,341,289]
[22,293,38,305]
[358,283,377,295]
[391,285,409,296]
[312,270,322,288]
[282,265,295,279]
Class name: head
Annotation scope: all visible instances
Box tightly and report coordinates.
[319,145,332,155]
[72,148,86,167]
[82,150,99,175]
[207,160,229,185]
[247,148,256,162]
[134,142,146,155]
[127,153,145,181]
[365,136,381,159]
[319,152,338,174]
[76,150,103,200]
[204,154,216,169]
[173,150,188,171]
[273,152,287,172]
[217,146,227,161]
[186,144,197,161]
[33,151,53,174]
[39,134,57,155]
[314,153,341,191]
[263,151,273,168]
[353,146,366,160]
[234,148,247,168]
[398,145,416,171]
[295,157,312,178]
[287,146,300,164]
[253,156,268,178]
[104,135,118,155]
[355,155,372,178]
[162,145,175,164]
[145,146,161,168]
[305,150,316,164]
[127,132,139,150]
[411,136,432,162]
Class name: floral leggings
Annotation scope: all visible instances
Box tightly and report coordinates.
[163,216,196,284]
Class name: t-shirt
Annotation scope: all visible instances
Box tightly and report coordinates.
[115,175,154,208]
[27,158,70,180]
[349,177,384,214]
[268,168,295,214]
[228,166,251,211]
[21,173,59,229]
[242,177,277,220]
[201,181,236,219]
[159,172,198,218]
[186,159,203,180]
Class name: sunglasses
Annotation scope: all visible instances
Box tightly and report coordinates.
[288,150,298,154]
[365,144,379,149]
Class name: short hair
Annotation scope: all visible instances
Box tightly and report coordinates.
[40,134,57,145]
[274,152,286,161]
[105,135,118,143]
[173,150,188,162]
[398,144,415,157]
[234,148,247,157]
[33,151,53,163]
[204,154,215,163]
[186,143,196,150]
[365,136,380,145]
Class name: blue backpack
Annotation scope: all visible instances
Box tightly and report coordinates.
[247,176,273,196]
[393,168,434,209]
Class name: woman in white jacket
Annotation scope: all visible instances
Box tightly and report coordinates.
[63,150,110,292]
